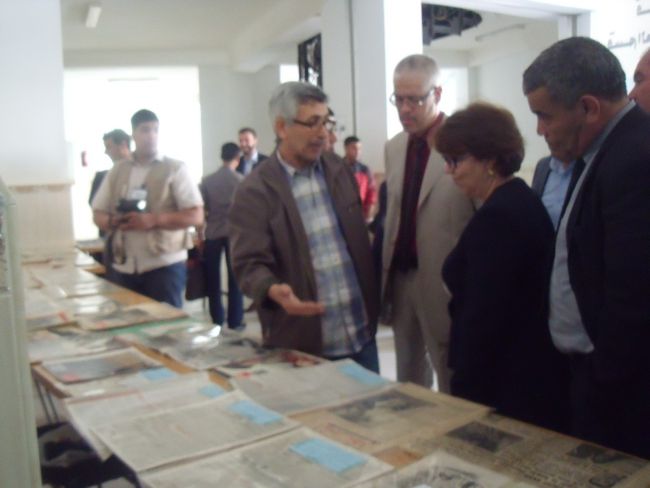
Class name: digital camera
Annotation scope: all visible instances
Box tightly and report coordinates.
[116,197,147,213]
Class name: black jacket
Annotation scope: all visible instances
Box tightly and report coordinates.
[443,178,568,431]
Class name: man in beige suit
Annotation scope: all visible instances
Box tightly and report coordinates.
[382,54,474,391]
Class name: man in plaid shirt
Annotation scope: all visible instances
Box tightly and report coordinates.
[229,82,379,372]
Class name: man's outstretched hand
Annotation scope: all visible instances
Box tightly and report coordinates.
[268,283,325,316]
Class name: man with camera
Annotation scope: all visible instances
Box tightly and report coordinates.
[92,109,203,308]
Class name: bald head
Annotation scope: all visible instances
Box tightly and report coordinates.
[630,49,650,112]
[393,54,440,88]
[392,54,443,135]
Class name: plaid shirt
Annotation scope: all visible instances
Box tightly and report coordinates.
[278,154,369,357]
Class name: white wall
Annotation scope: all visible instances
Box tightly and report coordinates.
[0,0,73,251]
[589,0,650,90]
[469,51,548,181]
[0,2,67,185]
[463,21,559,182]
[199,65,279,176]
[0,1,55,484]
[252,65,282,154]
[322,0,355,155]
[199,66,254,174]
[64,67,203,240]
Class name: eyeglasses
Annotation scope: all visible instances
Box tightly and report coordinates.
[292,117,337,132]
[389,88,435,107]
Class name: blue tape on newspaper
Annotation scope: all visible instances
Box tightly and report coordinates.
[290,438,367,474]
[199,384,225,398]
[338,362,388,386]
[141,368,177,381]
[228,400,282,425]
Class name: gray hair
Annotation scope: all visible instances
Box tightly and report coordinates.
[523,37,627,108]
[394,54,440,87]
[268,82,328,127]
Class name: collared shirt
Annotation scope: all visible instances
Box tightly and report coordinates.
[549,101,635,354]
[277,152,369,357]
[241,150,260,176]
[541,158,575,229]
[392,113,444,272]
[92,155,202,274]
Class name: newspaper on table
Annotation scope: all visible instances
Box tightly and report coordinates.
[65,371,227,460]
[140,427,393,488]
[294,382,490,467]
[355,450,533,488]
[90,390,298,472]
[21,249,81,266]
[21,248,97,268]
[23,288,75,330]
[21,267,44,289]
[40,347,161,384]
[55,279,121,298]
[72,248,98,267]
[213,348,325,378]
[424,413,649,488]
[47,364,180,398]
[21,250,57,265]
[77,301,187,331]
[24,265,101,289]
[27,325,124,363]
[120,322,265,370]
[24,266,120,300]
[232,359,393,415]
[62,294,120,317]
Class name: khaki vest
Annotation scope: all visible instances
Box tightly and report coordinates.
[108,157,193,260]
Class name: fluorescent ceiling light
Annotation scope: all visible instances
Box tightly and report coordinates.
[85,4,102,29]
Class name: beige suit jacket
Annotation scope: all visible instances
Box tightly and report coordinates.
[381,131,475,342]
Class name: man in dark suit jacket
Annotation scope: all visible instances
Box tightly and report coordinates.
[531,156,576,230]
[229,82,379,372]
[236,127,268,175]
[524,37,650,459]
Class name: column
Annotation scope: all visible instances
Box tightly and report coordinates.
[322,0,422,172]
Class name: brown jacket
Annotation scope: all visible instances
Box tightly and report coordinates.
[228,152,378,355]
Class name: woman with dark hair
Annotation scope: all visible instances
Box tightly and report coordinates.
[435,102,568,431]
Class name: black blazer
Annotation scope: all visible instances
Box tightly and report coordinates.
[531,156,551,196]
[236,153,268,175]
[442,178,568,431]
[566,105,650,383]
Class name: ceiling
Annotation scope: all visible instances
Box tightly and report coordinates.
[60,0,324,70]
[60,0,591,71]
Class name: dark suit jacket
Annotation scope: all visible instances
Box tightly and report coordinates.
[568,105,650,382]
[442,178,568,431]
[236,152,268,175]
[564,105,650,456]
[228,152,378,356]
[531,156,551,196]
